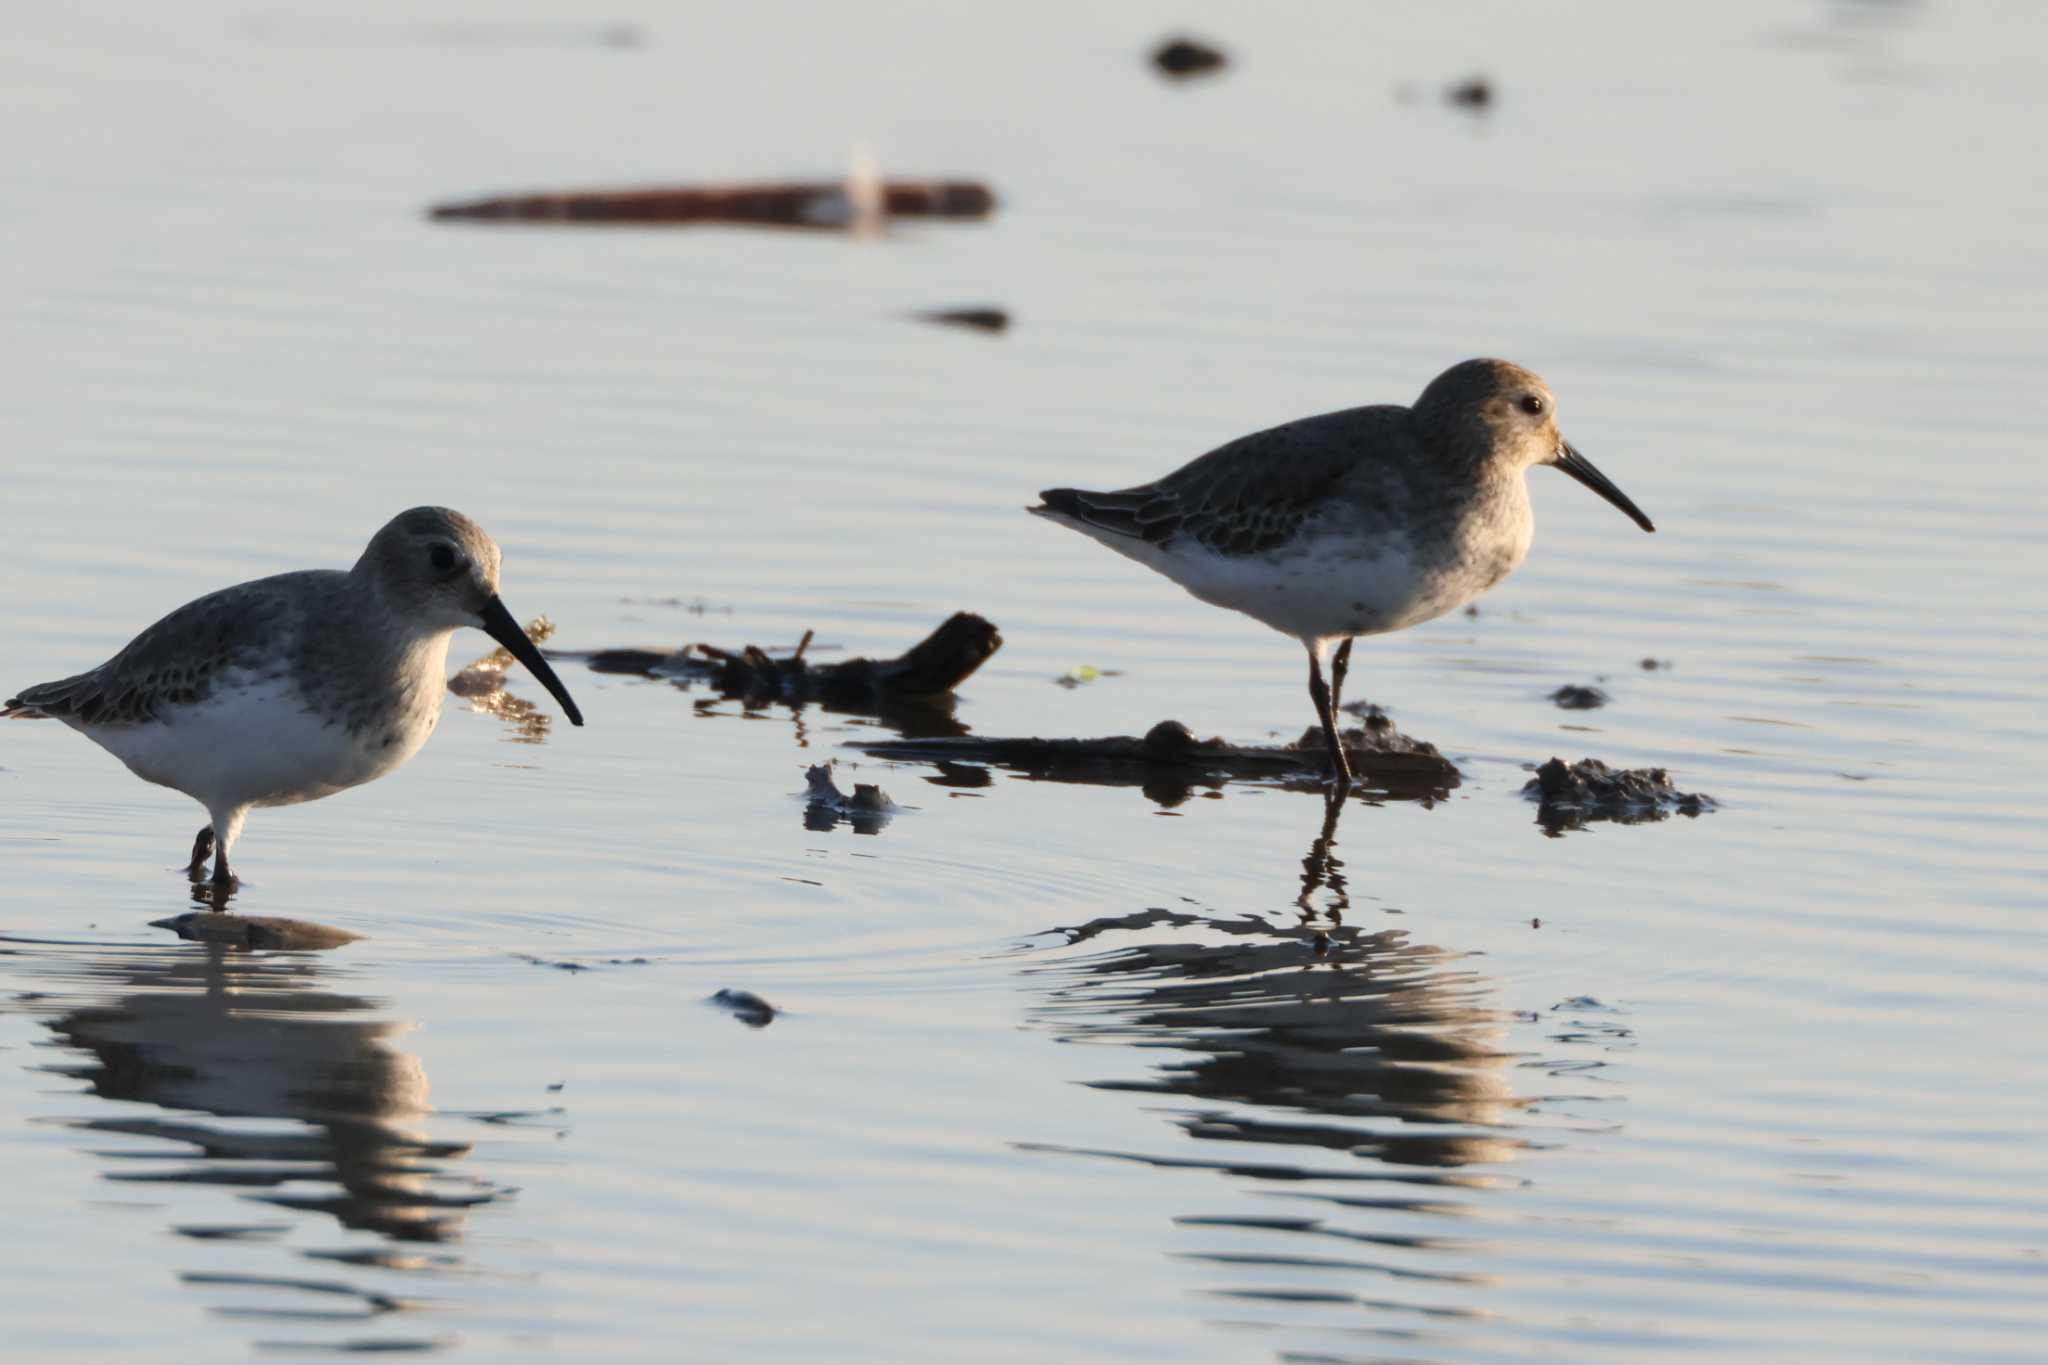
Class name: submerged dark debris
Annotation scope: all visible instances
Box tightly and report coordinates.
[1522,757,1716,835]
[1549,684,1610,711]
[804,763,899,835]
[560,612,1001,711]
[513,952,654,973]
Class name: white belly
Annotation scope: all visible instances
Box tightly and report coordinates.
[1111,529,1518,643]
[83,671,441,812]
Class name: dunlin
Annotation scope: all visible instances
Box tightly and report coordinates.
[4,507,584,888]
[1030,359,1654,785]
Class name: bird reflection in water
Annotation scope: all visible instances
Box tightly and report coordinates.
[1020,795,1540,1348]
[15,932,516,1346]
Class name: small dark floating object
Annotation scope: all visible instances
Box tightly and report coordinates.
[1549,685,1610,711]
[172,1224,290,1242]
[804,763,899,835]
[1522,757,1715,835]
[708,988,778,1028]
[149,913,361,951]
[915,306,1010,334]
[1445,74,1495,110]
[1640,657,1671,671]
[1152,35,1229,79]
[429,179,996,228]
[563,612,1001,708]
[859,714,1458,801]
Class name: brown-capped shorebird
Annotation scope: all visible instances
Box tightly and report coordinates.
[4,508,584,889]
[1030,359,1655,786]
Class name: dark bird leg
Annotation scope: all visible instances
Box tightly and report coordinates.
[1329,637,1354,718]
[210,841,236,898]
[1306,643,1354,788]
[186,826,214,881]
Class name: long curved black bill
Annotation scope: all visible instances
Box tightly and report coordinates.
[478,595,585,726]
[1555,441,1655,533]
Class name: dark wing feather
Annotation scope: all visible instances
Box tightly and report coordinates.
[5,574,313,726]
[1037,405,1413,557]
[1034,486,1185,544]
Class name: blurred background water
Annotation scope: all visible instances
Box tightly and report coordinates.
[1,1,2043,1359]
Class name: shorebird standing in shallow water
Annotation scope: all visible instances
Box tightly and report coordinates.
[1030,358,1655,787]
[4,507,584,892]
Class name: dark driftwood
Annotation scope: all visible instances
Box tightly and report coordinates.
[858,715,1460,799]
[558,612,1001,708]
[430,179,996,227]
[151,913,361,951]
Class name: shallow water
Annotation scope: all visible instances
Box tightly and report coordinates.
[2,1,2045,1359]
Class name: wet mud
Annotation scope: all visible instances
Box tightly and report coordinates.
[803,763,899,835]
[1522,757,1716,835]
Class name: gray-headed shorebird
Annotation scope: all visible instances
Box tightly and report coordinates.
[1030,358,1655,786]
[4,507,584,889]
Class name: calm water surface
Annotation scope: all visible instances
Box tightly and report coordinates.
[2,1,2044,1359]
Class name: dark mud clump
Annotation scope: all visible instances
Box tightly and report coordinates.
[804,763,899,835]
[707,989,778,1028]
[1549,684,1610,710]
[1152,35,1228,79]
[1522,757,1716,835]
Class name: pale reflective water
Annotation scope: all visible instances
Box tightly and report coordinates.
[2,1,2045,1359]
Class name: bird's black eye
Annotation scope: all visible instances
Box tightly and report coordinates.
[1519,394,1546,416]
[428,544,461,574]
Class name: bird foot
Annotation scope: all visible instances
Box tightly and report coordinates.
[184,826,215,881]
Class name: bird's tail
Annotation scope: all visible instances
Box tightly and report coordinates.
[1029,485,1175,543]
[5,682,68,719]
